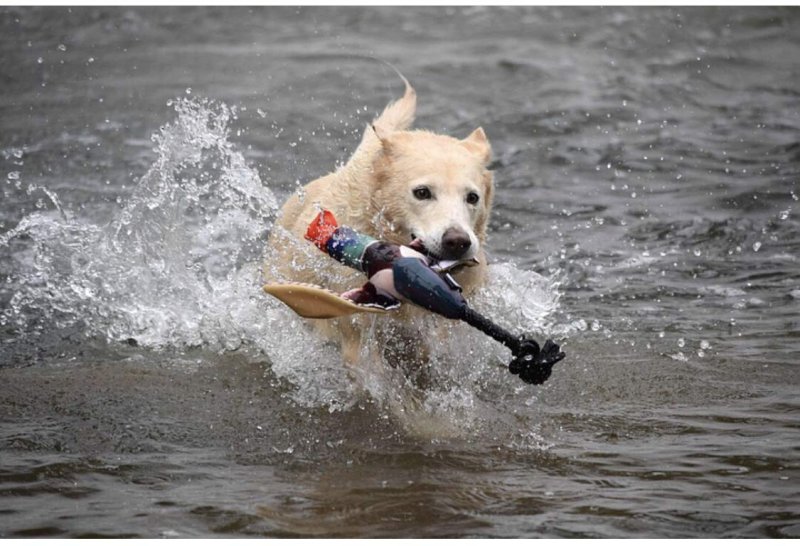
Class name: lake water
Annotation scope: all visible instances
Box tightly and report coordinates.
[1,6,798,538]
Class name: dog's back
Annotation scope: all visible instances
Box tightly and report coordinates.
[263,79,416,285]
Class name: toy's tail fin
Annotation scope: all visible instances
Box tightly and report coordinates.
[305,209,339,250]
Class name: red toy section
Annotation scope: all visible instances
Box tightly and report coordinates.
[305,209,339,250]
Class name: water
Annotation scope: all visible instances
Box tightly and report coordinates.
[1,6,799,538]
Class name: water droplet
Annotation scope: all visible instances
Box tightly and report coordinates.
[36,56,43,64]
[700,340,711,350]
[57,44,67,51]
[88,57,95,63]
[257,108,267,118]
[778,210,790,220]
[677,338,685,348]
[185,87,192,94]
[590,320,600,331]
[669,351,689,362]
[7,171,20,181]
[693,249,702,257]
[752,241,762,252]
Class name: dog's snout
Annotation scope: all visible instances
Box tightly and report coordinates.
[441,227,472,259]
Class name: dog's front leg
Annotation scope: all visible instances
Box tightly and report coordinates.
[341,331,363,366]
[316,317,363,367]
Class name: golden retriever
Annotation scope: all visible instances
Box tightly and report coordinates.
[263,77,494,378]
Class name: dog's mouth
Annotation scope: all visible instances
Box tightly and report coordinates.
[409,234,479,272]
[407,235,428,255]
[408,233,438,258]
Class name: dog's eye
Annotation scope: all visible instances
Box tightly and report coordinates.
[413,186,433,200]
[466,191,480,205]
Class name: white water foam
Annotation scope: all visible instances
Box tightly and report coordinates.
[2,97,278,351]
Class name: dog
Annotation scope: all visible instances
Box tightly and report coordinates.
[263,76,494,379]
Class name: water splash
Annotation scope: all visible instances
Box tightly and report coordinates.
[1,97,278,351]
[1,95,565,441]
[321,263,563,438]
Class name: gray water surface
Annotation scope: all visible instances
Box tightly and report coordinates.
[1,6,799,538]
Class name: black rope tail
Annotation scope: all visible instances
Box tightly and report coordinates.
[461,306,521,353]
[461,306,566,385]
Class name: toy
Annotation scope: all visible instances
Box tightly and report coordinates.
[263,209,565,385]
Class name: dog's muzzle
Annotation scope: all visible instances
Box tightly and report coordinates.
[440,227,472,260]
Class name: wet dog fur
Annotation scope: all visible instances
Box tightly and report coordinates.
[263,78,494,377]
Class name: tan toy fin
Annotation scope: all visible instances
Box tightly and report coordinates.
[263,283,390,319]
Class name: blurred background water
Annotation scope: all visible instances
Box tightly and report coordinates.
[0,6,798,538]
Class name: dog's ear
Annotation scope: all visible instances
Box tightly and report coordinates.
[461,127,491,164]
[371,123,392,150]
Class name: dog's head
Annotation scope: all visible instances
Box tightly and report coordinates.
[371,127,493,262]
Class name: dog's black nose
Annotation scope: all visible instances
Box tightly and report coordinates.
[441,227,472,259]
